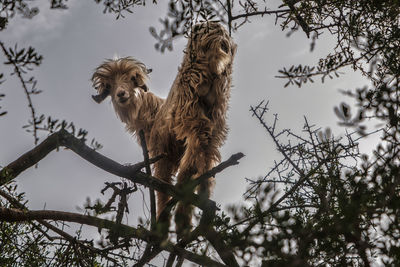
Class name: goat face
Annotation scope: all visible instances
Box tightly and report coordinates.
[91,57,150,108]
[189,22,237,75]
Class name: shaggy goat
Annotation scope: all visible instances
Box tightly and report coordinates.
[91,57,164,144]
[149,22,237,237]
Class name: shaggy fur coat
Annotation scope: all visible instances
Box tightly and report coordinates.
[148,22,236,236]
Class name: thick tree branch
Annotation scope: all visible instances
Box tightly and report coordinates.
[0,129,245,219]
[0,130,156,185]
[0,131,60,183]
[0,129,215,213]
[156,152,245,231]
[0,207,153,239]
[0,188,113,261]
[205,227,240,267]
[133,246,163,267]
[0,206,226,266]
[0,130,243,266]
[159,152,245,265]
[171,153,244,267]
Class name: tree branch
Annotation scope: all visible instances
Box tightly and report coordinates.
[138,129,156,228]
[0,41,40,144]
[193,152,245,189]
[0,129,216,214]
[235,104,331,233]
[0,130,244,216]
[0,188,114,261]
[0,130,244,266]
[0,129,160,185]
[0,206,226,267]
[231,8,291,21]
[284,0,310,37]
[156,153,244,226]
[135,130,160,267]
[205,227,240,267]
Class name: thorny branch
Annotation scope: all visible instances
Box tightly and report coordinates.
[0,129,213,212]
[0,206,227,267]
[0,188,122,264]
[0,129,243,266]
[233,100,360,230]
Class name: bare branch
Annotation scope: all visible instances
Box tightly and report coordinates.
[0,206,226,267]
[0,129,214,213]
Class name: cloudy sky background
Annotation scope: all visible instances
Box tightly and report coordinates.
[1,0,376,248]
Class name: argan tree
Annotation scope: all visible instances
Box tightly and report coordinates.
[1,1,400,266]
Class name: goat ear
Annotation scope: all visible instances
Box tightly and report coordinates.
[92,94,106,103]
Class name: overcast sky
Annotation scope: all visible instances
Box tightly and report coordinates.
[0,0,375,253]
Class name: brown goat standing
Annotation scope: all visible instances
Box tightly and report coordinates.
[149,22,237,237]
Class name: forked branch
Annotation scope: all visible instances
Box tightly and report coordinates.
[0,129,213,212]
[0,206,226,267]
[0,129,243,266]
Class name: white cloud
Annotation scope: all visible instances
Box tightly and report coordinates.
[3,0,82,45]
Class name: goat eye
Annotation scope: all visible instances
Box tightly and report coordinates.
[221,41,229,54]
[131,75,140,87]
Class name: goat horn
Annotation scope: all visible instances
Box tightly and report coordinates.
[92,90,109,103]
[140,84,149,92]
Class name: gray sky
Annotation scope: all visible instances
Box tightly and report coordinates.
[0,0,375,253]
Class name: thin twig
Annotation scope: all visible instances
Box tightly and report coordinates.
[231,9,291,21]
[0,41,39,144]
[0,129,242,266]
